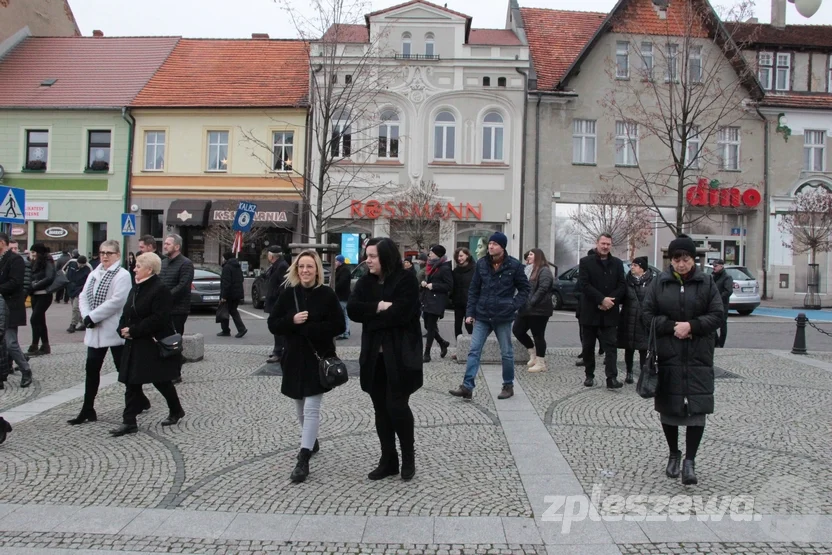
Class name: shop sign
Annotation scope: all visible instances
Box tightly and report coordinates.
[11,225,26,237]
[686,179,761,208]
[26,201,49,221]
[212,209,288,223]
[350,200,483,220]
[44,226,68,238]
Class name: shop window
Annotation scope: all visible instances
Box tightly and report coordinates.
[141,210,165,239]
[87,130,111,171]
[25,130,49,170]
[456,222,503,261]
[91,222,107,257]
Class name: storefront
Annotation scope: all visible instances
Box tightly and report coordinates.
[165,200,211,264]
[13,200,120,259]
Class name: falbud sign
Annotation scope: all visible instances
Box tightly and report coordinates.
[26,201,49,221]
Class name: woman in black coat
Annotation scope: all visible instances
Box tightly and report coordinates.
[419,245,452,362]
[347,237,423,482]
[28,243,55,356]
[268,250,345,484]
[617,256,654,384]
[513,248,554,373]
[451,248,475,340]
[112,252,185,437]
[642,235,723,486]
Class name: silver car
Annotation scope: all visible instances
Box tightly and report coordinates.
[704,265,760,315]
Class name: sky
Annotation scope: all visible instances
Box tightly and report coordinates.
[68,0,832,39]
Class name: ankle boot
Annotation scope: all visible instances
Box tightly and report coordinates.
[368,452,399,480]
[526,349,537,367]
[529,358,546,373]
[625,369,634,384]
[439,339,449,358]
[37,345,51,356]
[27,344,38,354]
[290,448,312,483]
[20,370,32,388]
[681,459,698,485]
[422,352,431,363]
[67,407,97,425]
[665,450,682,478]
[401,448,415,481]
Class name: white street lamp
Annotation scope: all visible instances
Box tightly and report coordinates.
[789,0,822,18]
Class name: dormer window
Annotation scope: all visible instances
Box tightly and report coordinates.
[402,33,412,57]
[758,52,773,90]
[776,53,791,91]
[425,33,435,57]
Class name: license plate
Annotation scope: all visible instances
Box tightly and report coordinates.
[203,295,220,302]
[741,287,754,293]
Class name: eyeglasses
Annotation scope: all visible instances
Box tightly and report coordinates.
[99,251,117,256]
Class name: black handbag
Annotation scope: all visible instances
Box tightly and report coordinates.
[294,288,348,390]
[215,302,229,323]
[156,328,183,359]
[46,270,69,293]
[636,318,659,399]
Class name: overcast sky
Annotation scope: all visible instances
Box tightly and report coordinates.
[68,0,832,39]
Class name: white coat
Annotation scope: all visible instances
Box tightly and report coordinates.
[79,261,133,349]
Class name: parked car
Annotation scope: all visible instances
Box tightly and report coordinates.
[551,261,661,310]
[190,267,223,310]
[251,264,331,310]
[703,265,760,315]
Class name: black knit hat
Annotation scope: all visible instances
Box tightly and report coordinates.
[668,234,697,258]
[632,256,648,270]
[430,244,446,258]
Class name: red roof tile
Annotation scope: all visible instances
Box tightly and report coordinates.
[727,22,832,48]
[610,0,709,37]
[520,8,606,90]
[0,37,179,108]
[759,93,832,109]
[468,29,522,46]
[367,0,470,21]
[132,39,309,108]
[321,24,369,43]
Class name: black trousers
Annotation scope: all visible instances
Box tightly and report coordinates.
[581,325,618,379]
[578,324,605,355]
[513,314,549,357]
[423,313,446,353]
[171,314,188,335]
[220,300,246,333]
[30,294,53,347]
[453,305,473,338]
[123,381,182,425]
[717,307,728,347]
[82,346,145,411]
[369,357,414,460]
[272,334,284,356]
[624,348,647,372]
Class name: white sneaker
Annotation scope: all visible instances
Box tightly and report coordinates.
[528,359,547,373]
[526,348,537,367]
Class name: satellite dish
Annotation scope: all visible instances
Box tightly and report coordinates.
[793,0,822,17]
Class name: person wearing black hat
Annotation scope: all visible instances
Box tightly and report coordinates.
[617,256,654,384]
[264,246,289,363]
[642,234,724,485]
[218,252,247,338]
[711,259,733,348]
[28,243,56,356]
[420,245,453,362]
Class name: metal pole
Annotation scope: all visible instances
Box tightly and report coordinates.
[791,313,808,355]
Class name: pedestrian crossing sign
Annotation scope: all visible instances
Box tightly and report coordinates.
[0,186,26,225]
[121,213,137,236]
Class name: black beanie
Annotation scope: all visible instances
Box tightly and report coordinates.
[632,256,648,270]
[431,245,446,258]
[668,234,697,258]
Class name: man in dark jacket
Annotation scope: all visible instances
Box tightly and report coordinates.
[9,242,31,294]
[160,234,194,336]
[54,250,71,303]
[334,254,351,340]
[0,233,33,388]
[578,233,627,389]
[711,259,733,348]
[264,246,289,363]
[218,252,247,338]
[449,232,529,401]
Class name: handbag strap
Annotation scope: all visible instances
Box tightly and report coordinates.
[293,287,323,362]
[647,317,658,352]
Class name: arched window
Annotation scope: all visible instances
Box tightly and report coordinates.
[331,108,351,158]
[483,76,491,87]
[498,77,507,87]
[434,111,456,160]
[402,32,412,57]
[482,112,504,162]
[378,110,400,159]
[425,32,435,57]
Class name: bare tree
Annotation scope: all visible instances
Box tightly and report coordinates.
[778,186,832,266]
[569,185,653,259]
[598,0,761,236]
[388,181,445,252]
[203,221,268,252]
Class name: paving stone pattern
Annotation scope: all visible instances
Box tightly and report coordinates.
[618,543,832,554]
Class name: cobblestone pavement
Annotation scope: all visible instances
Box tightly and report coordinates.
[618,543,832,554]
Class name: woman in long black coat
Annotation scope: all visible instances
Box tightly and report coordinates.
[617,256,654,384]
[112,252,184,437]
[451,248,475,340]
[420,245,453,362]
[642,235,723,486]
[28,243,55,356]
[268,250,345,483]
[347,237,423,482]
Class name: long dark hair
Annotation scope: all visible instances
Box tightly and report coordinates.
[453,247,472,267]
[529,248,548,281]
[366,237,402,278]
[30,243,52,272]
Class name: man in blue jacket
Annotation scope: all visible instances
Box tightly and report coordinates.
[449,232,530,400]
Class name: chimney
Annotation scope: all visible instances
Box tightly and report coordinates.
[771,0,786,29]
[92,30,104,37]
[251,33,269,39]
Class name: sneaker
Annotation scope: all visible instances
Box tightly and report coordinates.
[497,385,514,399]
[448,385,472,400]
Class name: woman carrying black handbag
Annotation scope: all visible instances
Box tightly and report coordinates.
[268,249,345,483]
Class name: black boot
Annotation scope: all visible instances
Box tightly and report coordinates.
[290,448,312,483]
[20,370,32,388]
[606,377,623,389]
[67,407,97,425]
[665,450,682,478]
[625,370,634,384]
[422,352,431,363]
[401,448,415,481]
[439,339,449,358]
[0,417,11,444]
[583,376,595,387]
[681,459,698,485]
[312,439,320,455]
[368,452,399,480]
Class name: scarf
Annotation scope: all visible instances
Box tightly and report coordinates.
[426,256,447,276]
[86,264,120,311]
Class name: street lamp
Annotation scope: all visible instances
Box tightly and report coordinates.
[789,0,822,18]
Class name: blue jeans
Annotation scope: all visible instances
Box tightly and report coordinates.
[463,319,514,391]
[339,301,350,337]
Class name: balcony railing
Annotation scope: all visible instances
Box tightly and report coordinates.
[394,53,440,60]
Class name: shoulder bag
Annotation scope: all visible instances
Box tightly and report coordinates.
[294,288,348,389]
[46,269,69,294]
[636,317,659,399]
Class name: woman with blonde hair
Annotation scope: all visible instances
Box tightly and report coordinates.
[269,249,345,483]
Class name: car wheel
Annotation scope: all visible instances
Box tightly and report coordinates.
[251,284,264,310]
[552,292,563,310]
[737,309,753,316]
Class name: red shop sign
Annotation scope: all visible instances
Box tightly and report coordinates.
[351,199,483,220]
[685,179,761,208]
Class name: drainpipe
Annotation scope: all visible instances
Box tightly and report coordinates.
[305,65,323,243]
[534,92,542,248]
[121,107,136,265]
[755,105,770,300]
[516,67,529,252]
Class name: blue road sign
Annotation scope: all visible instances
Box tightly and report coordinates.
[121,213,137,236]
[233,202,258,233]
[0,186,26,225]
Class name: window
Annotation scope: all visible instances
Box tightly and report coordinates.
[433,111,456,160]
[402,33,411,57]
[497,77,506,87]
[425,33,435,57]
[378,110,400,159]
[273,131,294,171]
[331,109,352,158]
[616,41,629,78]
[483,76,491,87]
[776,53,791,91]
[87,130,111,171]
[640,41,653,80]
[804,130,826,172]
[572,119,596,164]
[141,210,164,240]
[144,131,165,171]
[675,126,701,169]
[331,74,338,84]
[25,130,48,170]
[688,46,702,83]
[718,126,741,170]
[207,131,229,171]
[758,52,773,90]
[482,112,504,162]
[615,121,638,166]
[666,43,678,81]
[345,74,352,85]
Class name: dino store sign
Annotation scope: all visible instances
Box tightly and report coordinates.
[351,199,483,220]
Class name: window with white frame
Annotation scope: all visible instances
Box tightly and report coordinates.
[206,130,229,171]
[425,33,435,57]
[688,45,702,83]
[273,131,294,171]
[776,52,791,91]
[331,109,351,158]
[675,125,701,169]
[616,41,629,78]
[144,131,165,171]
[572,119,596,164]
[718,126,741,170]
[433,111,456,160]
[378,110,400,159]
[640,41,653,80]
[804,130,826,172]
[615,121,638,166]
[402,32,411,57]
[666,43,678,81]
[482,112,504,162]
[758,52,773,90]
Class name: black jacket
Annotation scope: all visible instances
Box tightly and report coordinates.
[221,258,245,301]
[264,257,289,314]
[30,258,56,294]
[451,263,475,309]
[160,254,194,315]
[334,264,351,302]
[522,266,554,318]
[268,284,345,399]
[467,254,530,323]
[348,269,423,397]
[118,275,181,385]
[0,251,27,328]
[66,262,92,299]
[420,259,453,316]
[642,268,724,418]
[577,254,626,327]
[617,271,654,350]
[712,270,734,310]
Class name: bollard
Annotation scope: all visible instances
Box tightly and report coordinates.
[791,313,808,355]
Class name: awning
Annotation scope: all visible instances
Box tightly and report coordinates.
[209,200,299,230]
[166,200,211,227]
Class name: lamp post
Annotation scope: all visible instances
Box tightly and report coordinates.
[789,0,822,18]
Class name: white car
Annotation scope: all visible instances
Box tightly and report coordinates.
[704,265,761,316]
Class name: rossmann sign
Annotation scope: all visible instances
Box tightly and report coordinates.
[685,179,761,208]
[350,199,483,220]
